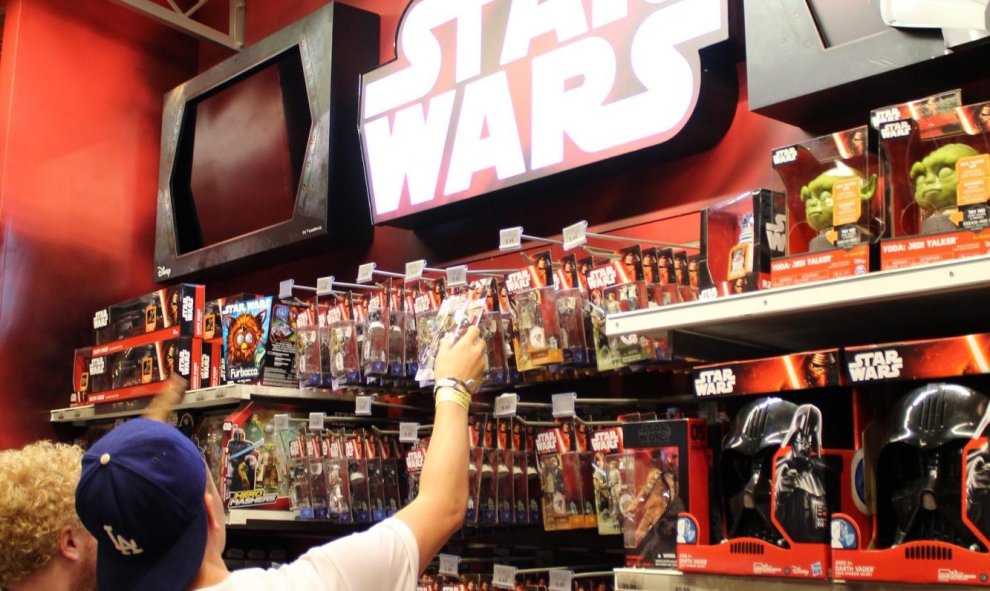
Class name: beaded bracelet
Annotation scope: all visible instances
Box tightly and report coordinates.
[434,386,472,411]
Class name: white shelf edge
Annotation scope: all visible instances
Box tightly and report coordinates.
[606,255,990,339]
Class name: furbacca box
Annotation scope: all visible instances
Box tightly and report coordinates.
[700,189,783,295]
[873,90,990,269]
[221,296,273,384]
[93,284,205,345]
[844,333,990,385]
[620,418,708,570]
[832,383,990,586]
[693,349,841,398]
[678,399,864,581]
[72,333,202,404]
[771,126,881,286]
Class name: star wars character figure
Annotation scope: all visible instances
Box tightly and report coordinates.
[800,165,877,253]
[911,143,981,235]
[773,406,828,543]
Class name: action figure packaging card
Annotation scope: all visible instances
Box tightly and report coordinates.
[361,429,388,521]
[260,298,308,388]
[410,281,441,380]
[295,300,331,388]
[700,189,782,296]
[495,417,516,524]
[324,429,354,523]
[72,334,202,405]
[93,284,205,345]
[327,294,361,385]
[680,399,860,581]
[505,251,564,370]
[414,286,486,383]
[555,254,591,366]
[770,125,881,287]
[362,288,390,379]
[535,423,587,531]
[379,434,403,517]
[401,287,420,378]
[303,428,329,520]
[574,419,599,528]
[466,416,484,524]
[349,292,371,384]
[478,278,510,387]
[616,418,708,570]
[590,425,626,535]
[387,285,411,378]
[479,414,498,525]
[345,430,372,523]
[585,253,653,371]
[405,437,428,508]
[510,417,531,524]
[872,89,990,269]
[832,383,990,585]
[219,403,295,513]
[221,295,273,384]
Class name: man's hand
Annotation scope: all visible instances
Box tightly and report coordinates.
[144,375,188,422]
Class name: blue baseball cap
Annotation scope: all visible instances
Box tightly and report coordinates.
[76,418,208,591]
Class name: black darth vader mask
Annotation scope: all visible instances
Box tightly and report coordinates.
[875,383,988,550]
[720,397,798,545]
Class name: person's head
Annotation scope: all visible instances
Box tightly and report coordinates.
[0,441,97,591]
[76,418,223,591]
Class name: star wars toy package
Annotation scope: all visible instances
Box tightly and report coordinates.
[345,430,372,523]
[832,383,990,585]
[478,414,498,525]
[535,422,587,531]
[295,300,331,387]
[219,403,295,513]
[843,332,990,386]
[700,190,782,296]
[616,417,708,570]
[510,417,531,524]
[679,398,861,580]
[585,253,651,371]
[361,289,390,379]
[415,284,486,383]
[222,295,273,384]
[324,429,354,523]
[405,437,427,508]
[505,251,564,370]
[466,416,484,524]
[873,89,990,269]
[574,419,600,529]
[72,333,202,405]
[387,285,411,378]
[362,429,388,521]
[495,417,516,524]
[771,125,881,286]
[260,298,307,388]
[326,294,361,385]
[590,425,626,535]
[93,284,205,345]
[379,434,402,518]
[692,349,841,398]
[410,281,442,380]
[555,254,592,366]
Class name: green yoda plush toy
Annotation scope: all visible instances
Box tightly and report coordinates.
[911,143,980,235]
[800,164,877,253]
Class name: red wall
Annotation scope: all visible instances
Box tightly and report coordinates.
[0,0,809,447]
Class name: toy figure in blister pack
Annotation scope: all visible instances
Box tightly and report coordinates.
[911,143,982,235]
[495,417,515,524]
[719,397,798,546]
[876,383,988,550]
[617,448,683,562]
[226,427,260,493]
[800,163,878,253]
[346,431,372,523]
[363,289,389,377]
[773,405,828,543]
[362,429,387,521]
[386,284,408,377]
[590,425,624,535]
[415,288,485,382]
[405,437,428,508]
[325,430,353,523]
[295,302,322,386]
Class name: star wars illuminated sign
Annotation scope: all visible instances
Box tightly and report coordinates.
[359,0,733,224]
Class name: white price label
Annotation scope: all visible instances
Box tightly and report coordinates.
[274,414,290,431]
[357,263,376,284]
[492,565,517,589]
[399,422,419,443]
[552,392,577,418]
[446,265,468,287]
[438,554,460,576]
[316,276,334,296]
[548,569,573,591]
[309,412,325,431]
[562,221,588,251]
[278,279,294,300]
[355,396,373,416]
[494,393,519,418]
[499,226,523,251]
[405,260,426,281]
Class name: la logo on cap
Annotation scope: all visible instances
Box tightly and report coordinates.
[104,526,144,556]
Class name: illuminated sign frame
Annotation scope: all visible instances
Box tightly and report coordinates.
[359,0,736,225]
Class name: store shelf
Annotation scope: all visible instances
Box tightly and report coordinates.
[614,568,989,590]
[606,255,990,360]
[50,383,358,424]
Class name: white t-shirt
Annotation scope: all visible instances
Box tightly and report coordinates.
[200,518,419,591]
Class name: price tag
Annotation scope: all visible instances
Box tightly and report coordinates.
[309,412,325,431]
[399,422,420,443]
[278,279,294,300]
[438,554,460,576]
[274,414,290,431]
[548,569,573,591]
[494,393,519,418]
[492,565,517,589]
[316,276,334,296]
[499,226,523,251]
[405,260,426,281]
[355,395,373,416]
[562,221,588,251]
[446,265,468,288]
[552,392,577,418]
[357,263,376,284]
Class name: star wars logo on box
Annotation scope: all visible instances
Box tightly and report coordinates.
[692,350,840,398]
[359,0,732,223]
[844,334,990,385]
[846,350,903,381]
[694,368,736,396]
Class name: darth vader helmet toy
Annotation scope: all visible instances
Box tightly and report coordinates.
[720,397,799,546]
[875,383,988,550]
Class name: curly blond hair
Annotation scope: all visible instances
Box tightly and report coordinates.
[0,440,84,586]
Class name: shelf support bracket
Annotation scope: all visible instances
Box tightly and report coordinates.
[107,0,244,51]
